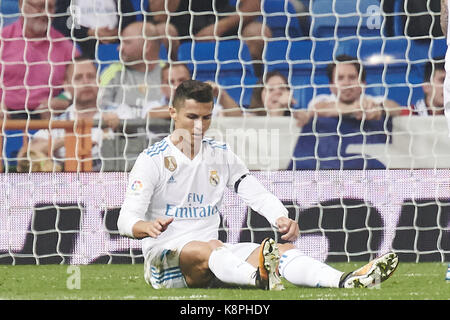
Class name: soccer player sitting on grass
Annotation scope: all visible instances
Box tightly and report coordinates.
[117,80,399,290]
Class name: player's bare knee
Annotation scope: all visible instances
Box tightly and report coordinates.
[180,242,215,287]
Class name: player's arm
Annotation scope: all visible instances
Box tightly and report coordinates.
[117,153,169,239]
[131,218,174,239]
[442,0,448,37]
[225,146,299,241]
[235,174,299,241]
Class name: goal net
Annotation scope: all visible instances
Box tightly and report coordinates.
[0,0,449,265]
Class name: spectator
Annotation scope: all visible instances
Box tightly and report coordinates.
[402,58,445,116]
[52,0,134,59]
[247,71,297,116]
[100,21,164,115]
[18,56,134,172]
[289,55,402,170]
[143,63,242,118]
[52,0,179,61]
[294,54,402,127]
[0,0,78,120]
[148,0,272,77]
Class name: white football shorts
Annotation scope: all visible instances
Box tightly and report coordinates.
[144,241,260,289]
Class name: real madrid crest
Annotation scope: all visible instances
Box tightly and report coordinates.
[209,170,220,186]
[164,156,177,172]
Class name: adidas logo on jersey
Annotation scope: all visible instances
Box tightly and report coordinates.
[168,176,176,184]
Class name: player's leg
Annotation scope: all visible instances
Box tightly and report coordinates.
[179,239,258,288]
[275,243,345,288]
[274,243,399,288]
[255,238,285,290]
[216,239,283,290]
[246,242,343,287]
[178,240,218,288]
[338,252,399,288]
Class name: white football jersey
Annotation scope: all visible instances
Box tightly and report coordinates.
[118,136,251,258]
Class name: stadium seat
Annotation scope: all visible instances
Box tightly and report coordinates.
[264,36,427,107]
[3,131,22,168]
[311,0,383,38]
[259,0,304,38]
[264,39,330,109]
[0,0,19,26]
[390,0,443,38]
[177,40,256,106]
[129,0,149,16]
[2,130,38,170]
[96,43,168,71]
[311,37,425,105]
[219,76,257,108]
[359,38,426,105]
[178,40,255,78]
[392,0,404,36]
[409,38,447,62]
[97,43,120,71]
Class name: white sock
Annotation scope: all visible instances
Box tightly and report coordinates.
[278,249,344,288]
[208,246,257,287]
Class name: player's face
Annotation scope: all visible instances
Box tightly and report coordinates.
[330,63,363,104]
[170,99,213,146]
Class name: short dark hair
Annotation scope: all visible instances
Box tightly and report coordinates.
[326,54,366,83]
[424,57,445,82]
[172,80,213,109]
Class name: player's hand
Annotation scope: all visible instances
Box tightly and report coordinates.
[276,216,299,242]
[146,217,174,238]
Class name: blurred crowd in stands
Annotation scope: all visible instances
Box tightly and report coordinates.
[0,0,446,171]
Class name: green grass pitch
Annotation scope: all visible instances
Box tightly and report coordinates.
[0,262,448,300]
